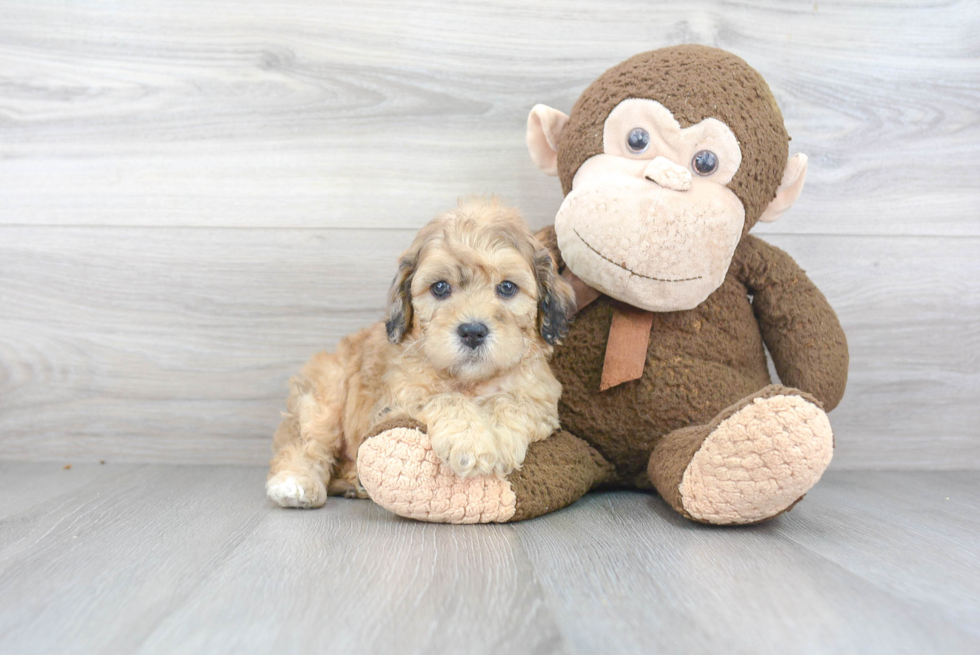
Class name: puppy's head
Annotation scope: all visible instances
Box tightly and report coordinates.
[386,197,575,381]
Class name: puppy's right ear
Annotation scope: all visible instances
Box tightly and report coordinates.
[385,251,416,343]
[534,248,576,346]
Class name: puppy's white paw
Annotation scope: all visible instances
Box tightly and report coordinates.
[430,426,525,479]
[266,471,327,509]
[448,443,496,478]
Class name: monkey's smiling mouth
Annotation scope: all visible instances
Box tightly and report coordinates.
[572,228,703,283]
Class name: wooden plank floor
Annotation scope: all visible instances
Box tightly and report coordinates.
[0,463,977,654]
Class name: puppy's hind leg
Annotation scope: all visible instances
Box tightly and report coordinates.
[328,460,370,499]
[267,420,329,509]
[267,353,347,509]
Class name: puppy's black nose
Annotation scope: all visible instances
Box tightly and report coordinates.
[457,322,489,349]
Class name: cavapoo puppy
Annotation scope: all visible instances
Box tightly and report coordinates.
[266,198,576,508]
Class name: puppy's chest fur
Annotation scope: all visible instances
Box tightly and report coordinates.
[333,321,557,469]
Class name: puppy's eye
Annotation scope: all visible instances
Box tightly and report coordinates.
[431,281,451,298]
[692,150,719,176]
[496,281,518,298]
[627,128,650,154]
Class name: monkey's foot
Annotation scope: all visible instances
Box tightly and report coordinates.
[651,386,834,525]
[357,422,517,524]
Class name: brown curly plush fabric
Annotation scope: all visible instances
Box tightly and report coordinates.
[556,44,788,232]
[364,417,427,440]
[734,236,849,408]
[508,430,614,521]
[537,226,848,487]
[512,46,845,524]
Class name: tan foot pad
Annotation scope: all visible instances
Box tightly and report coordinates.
[357,427,517,524]
[680,394,834,525]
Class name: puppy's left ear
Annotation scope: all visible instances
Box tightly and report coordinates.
[534,248,576,345]
[385,251,416,343]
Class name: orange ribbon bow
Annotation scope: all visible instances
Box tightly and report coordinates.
[562,270,654,391]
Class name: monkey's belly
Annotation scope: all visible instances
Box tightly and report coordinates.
[552,277,771,485]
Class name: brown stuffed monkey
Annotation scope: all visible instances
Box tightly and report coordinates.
[357,45,848,525]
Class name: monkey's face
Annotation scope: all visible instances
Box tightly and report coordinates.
[527,46,807,312]
[554,99,745,312]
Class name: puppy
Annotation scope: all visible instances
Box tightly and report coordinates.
[266,198,576,508]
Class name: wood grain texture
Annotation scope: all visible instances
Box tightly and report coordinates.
[0,465,977,654]
[775,471,980,637]
[1,228,977,467]
[0,0,976,235]
[515,481,980,654]
[0,0,977,467]
[0,460,139,520]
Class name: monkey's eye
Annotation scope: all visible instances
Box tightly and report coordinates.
[626,128,651,154]
[496,281,519,298]
[692,150,719,176]
[431,281,451,298]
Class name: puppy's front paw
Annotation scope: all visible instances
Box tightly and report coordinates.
[448,441,496,478]
[266,471,327,509]
[430,425,525,479]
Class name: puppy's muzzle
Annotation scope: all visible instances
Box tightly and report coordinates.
[457,322,489,349]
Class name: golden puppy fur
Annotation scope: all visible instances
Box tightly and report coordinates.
[266,198,576,509]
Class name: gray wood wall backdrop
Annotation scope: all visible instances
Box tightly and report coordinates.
[1,0,977,469]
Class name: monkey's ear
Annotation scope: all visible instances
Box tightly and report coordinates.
[758,153,808,223]
[534,248,576,345]
[385,252,416,343]
[527,104,570,177]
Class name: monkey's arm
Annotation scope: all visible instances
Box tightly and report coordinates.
[733,234,849,411]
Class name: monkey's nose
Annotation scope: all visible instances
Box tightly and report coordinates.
[457,322,489,349]
[644,156,692,191]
